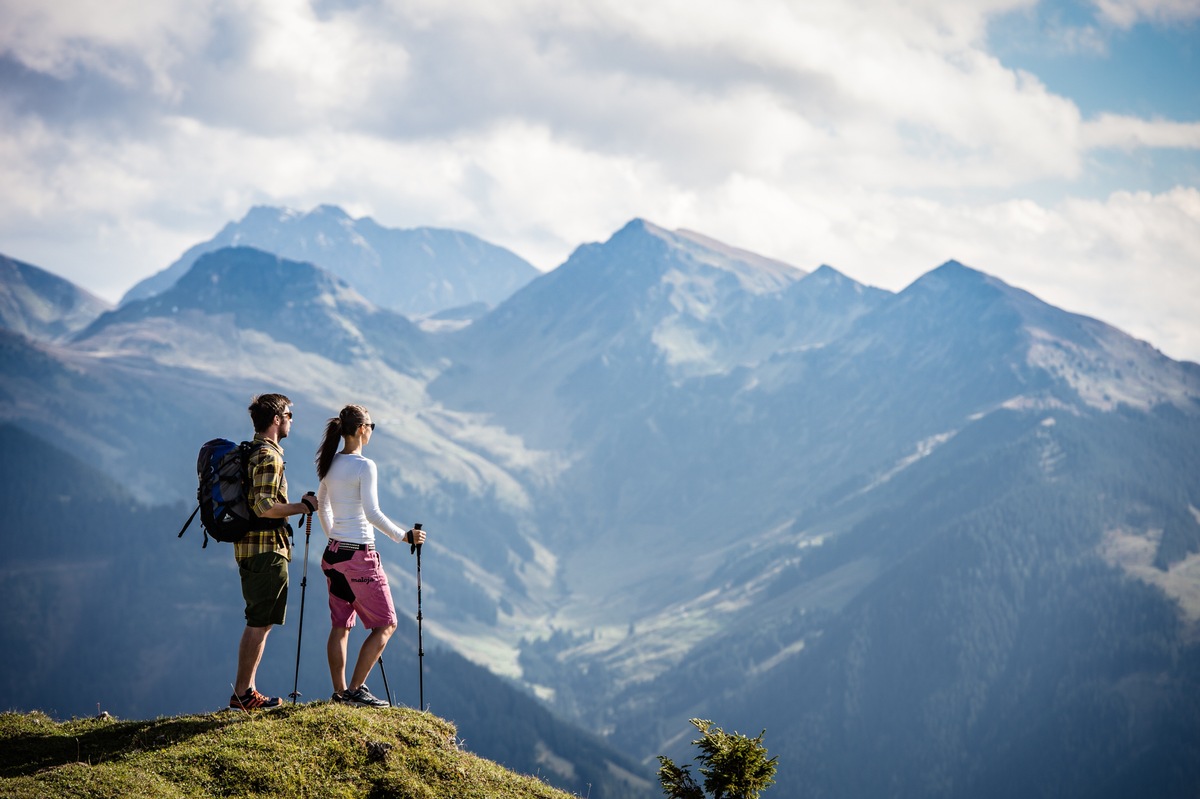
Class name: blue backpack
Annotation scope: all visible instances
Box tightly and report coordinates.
[178,438,273,547]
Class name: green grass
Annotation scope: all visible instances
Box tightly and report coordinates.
[0,703,579,798]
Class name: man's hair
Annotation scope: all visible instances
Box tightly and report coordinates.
[248,393,292,432]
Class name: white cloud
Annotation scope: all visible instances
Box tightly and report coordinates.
[1082,114,1200,151]
[1090,0,1200,28]
[225,0,413,123]
[0,0,209,97]
[0,0,1197,361]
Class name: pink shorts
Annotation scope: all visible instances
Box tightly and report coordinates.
[321,543,398,630]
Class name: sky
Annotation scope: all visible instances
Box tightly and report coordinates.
[1,0,1199,361]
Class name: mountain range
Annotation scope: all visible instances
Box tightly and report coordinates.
[119,204,539,319]
[2,206,1199,797]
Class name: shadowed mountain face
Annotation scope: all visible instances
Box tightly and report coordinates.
[81,246,430,370]
[3,217,1200,798]
[0,253,111,341]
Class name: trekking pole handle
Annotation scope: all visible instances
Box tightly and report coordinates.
[304,491,315,533]
[410,522,422,554]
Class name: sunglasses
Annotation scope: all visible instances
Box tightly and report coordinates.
[363,422,376,430]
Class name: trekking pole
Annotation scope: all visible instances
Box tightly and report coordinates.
[411,522,424,711]
[378,653,393,707]
[290,492,316,704]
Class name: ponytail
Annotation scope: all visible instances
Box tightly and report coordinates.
[315,404,371,480]
[315,417,342,480]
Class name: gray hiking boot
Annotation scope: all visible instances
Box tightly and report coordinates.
[343,685,389,708]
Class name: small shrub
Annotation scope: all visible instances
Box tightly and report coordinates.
[657,718,778,799]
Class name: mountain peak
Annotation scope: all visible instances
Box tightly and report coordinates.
[120,206,537,316]
[310,203,353,220]
[0,253,112,341]
[893,260,1034,318]
[235,204,356,240]
[616,217,655,235]
[239,203,351,221]
[602,218,805,294]
[238,204,307,228]
[907,259,996,290]
[177,246,348,299]
[82,246,360,336]
[885,259,1200,411]
[806,264,858,286]
[76,246,428,368]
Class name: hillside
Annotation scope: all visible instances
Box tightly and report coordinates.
[0,254,110,340]
[0,704,578,799]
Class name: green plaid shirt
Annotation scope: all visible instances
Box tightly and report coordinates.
[233,434,292,562]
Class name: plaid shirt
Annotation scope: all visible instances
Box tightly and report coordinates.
[233,434,292,562]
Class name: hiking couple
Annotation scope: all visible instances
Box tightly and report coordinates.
[230,393,426,711]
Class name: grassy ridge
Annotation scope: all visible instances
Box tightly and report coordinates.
[0,704,577,798]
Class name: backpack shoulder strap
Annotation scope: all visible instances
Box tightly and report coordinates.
[242,439,287,532]
[177,504,200,538]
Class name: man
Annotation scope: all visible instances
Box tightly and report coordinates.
[230,392,319,711]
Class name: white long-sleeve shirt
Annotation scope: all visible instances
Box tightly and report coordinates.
[316,453,407,545]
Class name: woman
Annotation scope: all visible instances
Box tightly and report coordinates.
[315,404,425,708]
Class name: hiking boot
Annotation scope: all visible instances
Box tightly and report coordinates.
[342,685,389,708]
[331,690,352,704]
[229,688,284,711]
